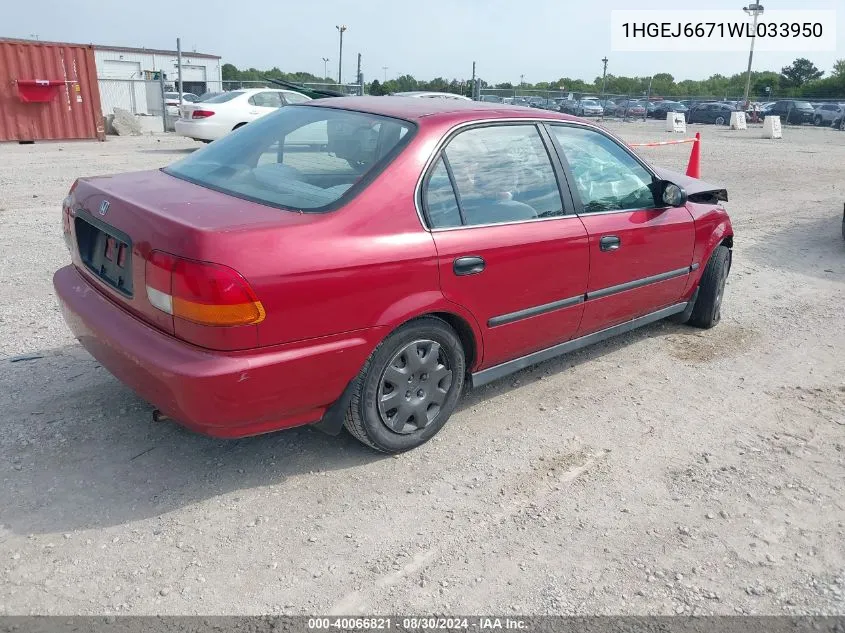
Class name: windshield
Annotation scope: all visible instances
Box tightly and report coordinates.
[164,106,415,212]
[794,101,813,109]
[201,91,244,104]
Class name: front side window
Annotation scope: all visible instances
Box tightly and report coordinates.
[165,106,414,212]
[431,125,563,227]
[550,125,656,214]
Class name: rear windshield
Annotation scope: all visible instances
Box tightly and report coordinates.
[164,105,415,212]
[201,91,244,104]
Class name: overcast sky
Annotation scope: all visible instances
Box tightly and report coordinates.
[6,0,842,83]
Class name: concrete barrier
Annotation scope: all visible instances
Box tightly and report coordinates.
[666,112,686,133]
[762,115,782,139]
[730,112,747,130]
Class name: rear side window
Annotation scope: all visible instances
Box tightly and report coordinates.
[424,158,462,228]
[283,92,310,104]
[165,106,414,212]
[423,125,563,228]
[249,92,283,107]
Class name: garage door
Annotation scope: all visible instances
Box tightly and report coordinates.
[100,59,141,79]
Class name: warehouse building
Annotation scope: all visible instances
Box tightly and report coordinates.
[94,44,222,116]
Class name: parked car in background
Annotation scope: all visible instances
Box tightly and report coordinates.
[615,101,647,117]
[766,100,815,124]
[196,91,223,102]
[687,102,736,125]
[164,92,199,116]
[391,91,472,101]
[649,101,689,119]
[813,103,845,126]
[55,96,733,453]
[174,88,312,142]
[577,99,604,117]
[479,95,503,103]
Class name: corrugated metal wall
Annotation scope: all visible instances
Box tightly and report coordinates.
[0,39,105,142]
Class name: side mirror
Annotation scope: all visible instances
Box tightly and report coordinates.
[660,181,688,207]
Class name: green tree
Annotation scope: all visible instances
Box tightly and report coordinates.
[780,58,824,88]
[832,59,845,78]
[221,63,240,80]
[368,79,384,95]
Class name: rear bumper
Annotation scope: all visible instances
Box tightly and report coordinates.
[174,119,227,142]
[54,265,381,438]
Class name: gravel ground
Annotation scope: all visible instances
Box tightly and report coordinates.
[1,120,843,616]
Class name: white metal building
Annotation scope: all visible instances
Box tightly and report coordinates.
[94,45,222,116]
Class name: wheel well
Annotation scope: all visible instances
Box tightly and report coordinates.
[429,312,477,370]
[232,122,247,130]
[721,235,733,249]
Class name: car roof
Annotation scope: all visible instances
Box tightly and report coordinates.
[304,96,581,123]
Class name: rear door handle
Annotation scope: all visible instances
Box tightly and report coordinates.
[453,256,485,276]
[599,235,621,251]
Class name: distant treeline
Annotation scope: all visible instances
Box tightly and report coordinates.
[222,57,845,99]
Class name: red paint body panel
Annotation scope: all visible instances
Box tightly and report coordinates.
[432,218,589,367]
[54,265,383,436]
[54,98,733,438]
[577,208,696,334]
[0,39,104,142]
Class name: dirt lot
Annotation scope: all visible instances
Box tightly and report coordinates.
[1,120,843,616]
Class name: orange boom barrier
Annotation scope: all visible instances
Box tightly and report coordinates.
[629,132,701,179]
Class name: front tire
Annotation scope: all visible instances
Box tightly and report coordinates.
[344,317,466,453]
[687,245,731,329]
[715,116,726,125]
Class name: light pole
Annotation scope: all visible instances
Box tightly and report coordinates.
[322,57,330,80]
[382,66,388,82]
[336,25,347,84]
[742,3,764,109]
[600,57,609,100]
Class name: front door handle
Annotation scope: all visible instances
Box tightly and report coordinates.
[453,256,486,276]
[599,235,621,251]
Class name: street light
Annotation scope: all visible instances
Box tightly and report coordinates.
[382,66,388,82]
[336,25,347,84]
[742,3,764,109]
[600,57,609,103]
[322,57,330,80]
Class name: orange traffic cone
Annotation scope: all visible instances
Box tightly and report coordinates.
[685,132,701,179]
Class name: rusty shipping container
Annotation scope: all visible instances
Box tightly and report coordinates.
[0,39,105,142]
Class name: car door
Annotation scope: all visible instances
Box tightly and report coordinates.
[247,91,283,122]
[546,124,696,336]
[420,123,589,368]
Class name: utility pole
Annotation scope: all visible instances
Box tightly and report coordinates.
[645,75,654,121]
[600,57,609,100]
[176,37,183,106]
[322,57,330,80]
[357,53,363,95]
[742,3,765,109]
[382,66,388,82]
[336,25,347,84]
[471,61,476,100]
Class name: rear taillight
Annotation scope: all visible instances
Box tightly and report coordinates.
[145,251,265,327]
[62,179,79,251]
[191,110,215,119]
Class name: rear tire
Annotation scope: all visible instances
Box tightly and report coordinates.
[814,115,823,126]
[344,317,466,453]
[715,116,726,125]
[687,245,731,329]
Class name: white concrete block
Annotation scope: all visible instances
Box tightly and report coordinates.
[730,111,747,130]
[762,115,782,139]
[666,112,686,133]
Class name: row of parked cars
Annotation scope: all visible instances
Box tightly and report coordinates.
[170,87,845,144]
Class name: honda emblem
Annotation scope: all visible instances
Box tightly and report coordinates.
[99,200,109,216]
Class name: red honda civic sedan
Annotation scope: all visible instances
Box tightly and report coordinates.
[54,97,733,453]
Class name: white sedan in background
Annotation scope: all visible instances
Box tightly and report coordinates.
[175,88,312,142]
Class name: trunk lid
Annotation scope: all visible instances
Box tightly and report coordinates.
[68,169,315,344]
